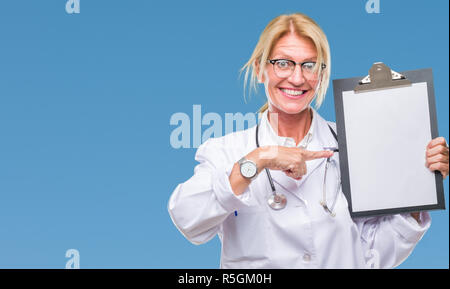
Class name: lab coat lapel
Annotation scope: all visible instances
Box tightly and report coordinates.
[298,113,339,185]
[268,169,300,196]
[296,136,327,186]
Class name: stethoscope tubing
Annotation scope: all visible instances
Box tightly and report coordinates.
[255,122,277,194]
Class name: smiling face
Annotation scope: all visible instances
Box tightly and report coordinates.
[261,33,320,114]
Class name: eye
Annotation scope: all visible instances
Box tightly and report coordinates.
[276,60,292,70]
[302,62,317,71]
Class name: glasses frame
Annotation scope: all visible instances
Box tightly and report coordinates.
[267,59,327,80]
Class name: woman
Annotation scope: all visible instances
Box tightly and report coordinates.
[168,13,449,268]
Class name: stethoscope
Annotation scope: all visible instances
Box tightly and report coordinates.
[255,119,340,215]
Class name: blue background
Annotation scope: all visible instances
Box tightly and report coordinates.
[0,0,448,268]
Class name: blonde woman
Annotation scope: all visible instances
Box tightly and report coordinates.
[168,13,449,268]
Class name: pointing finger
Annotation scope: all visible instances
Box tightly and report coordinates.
[302,150,334,161]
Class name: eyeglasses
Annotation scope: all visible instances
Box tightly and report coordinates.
[267,59,326,80]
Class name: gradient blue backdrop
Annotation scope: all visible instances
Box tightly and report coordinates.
[0,0,448,268]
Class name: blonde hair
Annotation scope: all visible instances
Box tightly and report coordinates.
[241,13,331,113]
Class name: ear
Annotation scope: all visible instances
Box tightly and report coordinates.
[254,60,266,83]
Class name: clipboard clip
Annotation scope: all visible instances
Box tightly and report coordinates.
[354,62,411,93]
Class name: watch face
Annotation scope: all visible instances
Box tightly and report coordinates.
[241,161,257,178]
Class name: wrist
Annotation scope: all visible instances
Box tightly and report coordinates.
[246,147,268,172]
[410,212,421,224]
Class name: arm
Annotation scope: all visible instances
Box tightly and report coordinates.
[354,212,431,268]
[168,138,333,245]
[168,139,257,245]
[410,137,448,223]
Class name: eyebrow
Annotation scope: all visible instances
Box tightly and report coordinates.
[271,55,317,62]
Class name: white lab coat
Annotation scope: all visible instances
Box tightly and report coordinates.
[168,109,431,269]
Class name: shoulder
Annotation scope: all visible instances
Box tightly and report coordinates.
[313,109,336,130]
[196,126,256,162]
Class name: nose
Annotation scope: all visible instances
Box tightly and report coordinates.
[287,64,306,86]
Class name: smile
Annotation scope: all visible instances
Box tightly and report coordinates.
[279,88,308,99]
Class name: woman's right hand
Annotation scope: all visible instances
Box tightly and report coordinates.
[230,146,333,196]
[250,146,334,180]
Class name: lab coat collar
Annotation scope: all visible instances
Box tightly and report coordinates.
[260,109,314,148]
[257,108,338,198]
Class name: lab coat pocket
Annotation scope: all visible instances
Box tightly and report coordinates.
[221,205,270,264]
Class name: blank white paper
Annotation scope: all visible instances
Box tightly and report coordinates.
[342,82,437,212]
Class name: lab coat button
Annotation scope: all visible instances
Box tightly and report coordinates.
[303,253,311,262]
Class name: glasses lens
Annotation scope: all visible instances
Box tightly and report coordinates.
[273,60,294,78]
[302,62,320,81]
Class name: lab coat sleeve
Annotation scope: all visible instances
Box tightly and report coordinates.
[354,211,431,268]
[168,138,253,245]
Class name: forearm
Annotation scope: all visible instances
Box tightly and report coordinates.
[355,212,431,268]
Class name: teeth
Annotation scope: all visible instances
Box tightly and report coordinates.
[281,88,305,96]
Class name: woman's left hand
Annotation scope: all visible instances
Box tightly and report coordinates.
[411,138,448,223]
[426,137,449,179]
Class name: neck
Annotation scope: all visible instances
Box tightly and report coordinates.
[267,106,312,146]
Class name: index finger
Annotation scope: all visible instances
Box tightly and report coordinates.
[428,137,447,149]
[302,150,334,161]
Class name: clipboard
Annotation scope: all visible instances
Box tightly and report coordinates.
[333,62,445,218]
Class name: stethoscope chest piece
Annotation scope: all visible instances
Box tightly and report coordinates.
[267,193,287,210]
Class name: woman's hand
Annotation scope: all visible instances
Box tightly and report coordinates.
[256,146,333,180]
[426,137,449,179]
[230,146,332,196]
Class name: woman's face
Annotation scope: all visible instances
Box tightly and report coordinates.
[261,33,320,114]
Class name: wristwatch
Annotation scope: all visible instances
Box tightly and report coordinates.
[238,157,258,180]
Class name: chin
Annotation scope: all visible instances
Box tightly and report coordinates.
[276,102,309,114]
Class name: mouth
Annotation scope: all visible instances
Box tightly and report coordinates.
[278,87,309,99]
